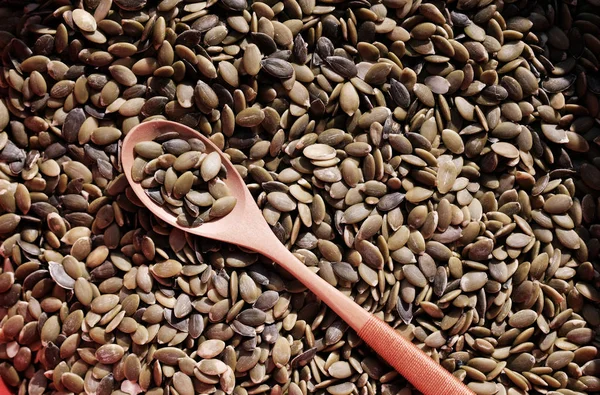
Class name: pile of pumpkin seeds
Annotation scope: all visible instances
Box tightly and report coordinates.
[132,132,238,226]
[0,0,599,394]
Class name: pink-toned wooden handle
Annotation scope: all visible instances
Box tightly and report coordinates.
[0,378,11,395]
[358,316,474,395]
[262,243,473,395]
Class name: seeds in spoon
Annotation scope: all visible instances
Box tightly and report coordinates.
[132,133,236,225]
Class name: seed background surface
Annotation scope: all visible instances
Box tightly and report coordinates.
[0,0,599,394]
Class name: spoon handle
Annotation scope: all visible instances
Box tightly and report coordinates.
[261,242,474,395]
[357,316,475,395]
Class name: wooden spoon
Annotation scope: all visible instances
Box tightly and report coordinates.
[122,120,474,395]
[0,376,9,395]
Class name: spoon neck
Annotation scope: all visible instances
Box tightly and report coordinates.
[212,214,275,251]
[249,233,371,332]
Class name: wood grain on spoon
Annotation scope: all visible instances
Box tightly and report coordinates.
[122,120,474,395]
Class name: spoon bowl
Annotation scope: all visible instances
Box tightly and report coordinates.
[122,119,265,246]
[122,120,474,395]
